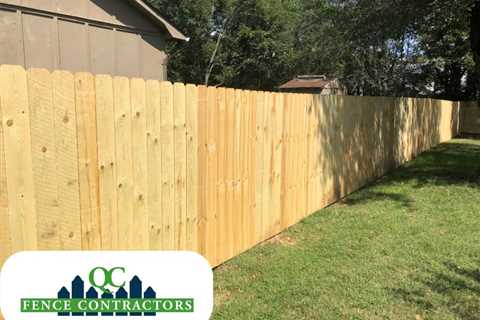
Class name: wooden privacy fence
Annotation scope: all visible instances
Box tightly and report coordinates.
[0,65,460,269]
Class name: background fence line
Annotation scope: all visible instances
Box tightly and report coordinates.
[0,65,461,270]
[460,101,480,135]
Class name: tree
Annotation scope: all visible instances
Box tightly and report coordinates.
[471,0,480,100]
[208,0,301,89]
[148,0,479,99]
[148,0,215,84]
[416,0,475,100]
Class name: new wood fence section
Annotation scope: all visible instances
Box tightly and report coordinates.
[0,65,460,269]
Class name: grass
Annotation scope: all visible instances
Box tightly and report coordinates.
[213,139,480,320]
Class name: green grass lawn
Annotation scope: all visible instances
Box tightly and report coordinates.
[213,139,480,320]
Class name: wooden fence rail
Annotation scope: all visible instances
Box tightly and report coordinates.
[0,65,460,269]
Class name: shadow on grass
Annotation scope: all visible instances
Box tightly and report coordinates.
[343,191,415,209]
[390,262,480,320]
[342,142,480,208]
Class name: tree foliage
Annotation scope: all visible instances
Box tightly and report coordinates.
[148,0,479,100]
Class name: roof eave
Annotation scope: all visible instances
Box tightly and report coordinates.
[127,0,189,41]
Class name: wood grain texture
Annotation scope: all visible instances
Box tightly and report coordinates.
[224,88,236,259]
[0,67,12,265]
[159,81,175,250]
[95,74,117,250]
[173,83,187,250]
[186,84,199,252]
[216,88,227,262]
[206,86,218,265]
[254,91,265,243]
[233,90,243,255]
[75,72,101,250]
[196,85,208,258]
[131,78,149,250]
[52,71,82,250]
[0,65,37,252]
[27,68,61,249]
[146,80,162,250]
[113,77,134,250]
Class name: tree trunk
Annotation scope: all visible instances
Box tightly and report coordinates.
[471,0,480,101]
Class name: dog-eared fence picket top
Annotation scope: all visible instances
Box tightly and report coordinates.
[0,64,463,276]
[56,275,157,317]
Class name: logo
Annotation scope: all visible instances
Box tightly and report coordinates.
[1,252,213,319]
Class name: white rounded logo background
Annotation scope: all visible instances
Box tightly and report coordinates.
[0,251,213,319]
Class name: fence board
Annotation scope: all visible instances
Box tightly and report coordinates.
[272,93,284,233]
[281,93,291,228]
[146,80,162,250]
[225,88,235,259]
[233,90,243,254]
[52,71,82,250]
[240,90,249,250]
[131,78,149,250]
[95,74,117,250]
[27,69,61,249]
[75,73,101,250]
[206,87,218,264]
[159,81,175,250]
[113,77,134,249]
[0,65,37,252]
[216,88,227,262]
[248,91,257,247]
[0,68,11,265]
[173,83,187,250]
[197,85,208,257]
[261,92,272,239]
[255,91,265,243]
[186,84,198,252]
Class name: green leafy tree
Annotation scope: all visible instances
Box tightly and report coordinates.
[148,0,215,84]
[148,0,479,99]
[471,0,480,100]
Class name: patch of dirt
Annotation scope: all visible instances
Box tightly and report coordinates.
[215,263,237,273]
[265,234,297,246]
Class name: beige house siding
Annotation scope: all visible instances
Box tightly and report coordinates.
[0,0,169,80]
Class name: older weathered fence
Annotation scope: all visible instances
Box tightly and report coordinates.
[460,101,480,134]
[0,65,460,269]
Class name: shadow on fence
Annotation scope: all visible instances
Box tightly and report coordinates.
[338,141,480,209]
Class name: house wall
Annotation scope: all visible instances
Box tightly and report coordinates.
[0,0,168,80]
